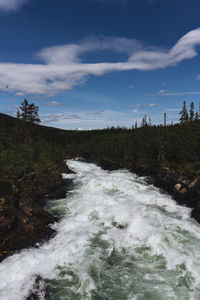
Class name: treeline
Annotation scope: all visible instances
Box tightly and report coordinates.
[1,99,200,260]
[66,121,200,175]
[1,99,200,184]
[134,101,200,129]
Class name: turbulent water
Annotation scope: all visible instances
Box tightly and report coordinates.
[1,160,200,299]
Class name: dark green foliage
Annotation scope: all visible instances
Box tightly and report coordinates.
[1,99,200,188]
[17,99,40,124]
[164,113,167,126]
[189,102,195,122]
[141,115,147,127]
[0,181,13,197]
[195,110,199,120]
[0,112,68,182]
[179,101,188,123]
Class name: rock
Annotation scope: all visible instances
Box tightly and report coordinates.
[112,221,128,230]
[0,165,72,262]
[174,183,182,192]
[179,178,190,186]
[188,177,199,188]
[179,187,188,195]
[0,198,6,205]
[191,205,200,223]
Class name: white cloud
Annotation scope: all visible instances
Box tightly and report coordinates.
[167,108,179,111]
[87,111,104,114]
[1,28,200,96]
[46,101,64,106]
[129,84,134,88]
[41,113,81,124]
[156,90,200,96]
[0,0,29,12]
[156,89,168,94]
[135,103,156,109]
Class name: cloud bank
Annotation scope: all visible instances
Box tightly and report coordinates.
[1,28,200,96]
[0,0,29,11]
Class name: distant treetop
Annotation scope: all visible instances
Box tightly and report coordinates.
[17,99,41,124]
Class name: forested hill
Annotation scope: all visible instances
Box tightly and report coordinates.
[0,112,74,180]
[2,110,200,260]
[0,112,78,261]
[1,111,200,179]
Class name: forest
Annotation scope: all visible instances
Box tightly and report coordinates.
[1,99,200,183]
[1,98,200,259]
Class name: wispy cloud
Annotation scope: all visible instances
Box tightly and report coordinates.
[166,108,179,111]
[131,103,155,112]
[87,111,104,114]
[156,89,168,94]
[128,84,134,88]
[41,113,64,123]
[46,101,64,106]
[196,74,200,81]
[136,103,156,109]
[1,28,200,96]
[40,109,145,130]
[0,0,29,12]
[156,89,200,96]
[41,113,81,124]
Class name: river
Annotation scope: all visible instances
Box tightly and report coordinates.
[1,159,200,299]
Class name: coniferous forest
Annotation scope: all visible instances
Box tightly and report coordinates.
[1,99,200,182]
[1,99,200,260]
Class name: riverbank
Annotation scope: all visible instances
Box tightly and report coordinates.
[1,156,200,263]
[2,159,200,300]
[0,162,72,262]
[88,158,200,225]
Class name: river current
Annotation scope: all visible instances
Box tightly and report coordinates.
[1,159,200,299]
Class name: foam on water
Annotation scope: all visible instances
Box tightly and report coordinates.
[1,160,200,299]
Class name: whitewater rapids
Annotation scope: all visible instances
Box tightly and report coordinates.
[1,159,200,299]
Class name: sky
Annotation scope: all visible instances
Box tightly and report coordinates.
[1,0,200,129]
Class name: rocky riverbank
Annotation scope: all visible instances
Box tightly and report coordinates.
[0,163,72,262]
[154,168,200,222]
[90,158,200,224]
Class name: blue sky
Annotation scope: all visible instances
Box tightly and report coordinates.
[1,0,200,129]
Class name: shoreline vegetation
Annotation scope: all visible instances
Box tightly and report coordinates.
[1,99,200,261]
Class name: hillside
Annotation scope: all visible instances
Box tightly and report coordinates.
[1,112,200,261]
[0,113,73,261]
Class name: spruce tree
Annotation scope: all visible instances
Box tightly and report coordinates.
[195,110,199,120]
[148,118,152,126]
[164,112,167,126]
[135,120,138,129]
[141,115,147,127]
[189,101,194,122]
[179,101,188,124]
[199,103,200,120]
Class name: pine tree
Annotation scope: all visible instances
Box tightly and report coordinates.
[141,115,147,127]
[164,112,167,126]
[195,110,199,120]
[189,101,194,122]
[148,118,152,126]
[199,103,200,120]
[179,101,188,124]
[135,120,138,129]
[17,99,40,124]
